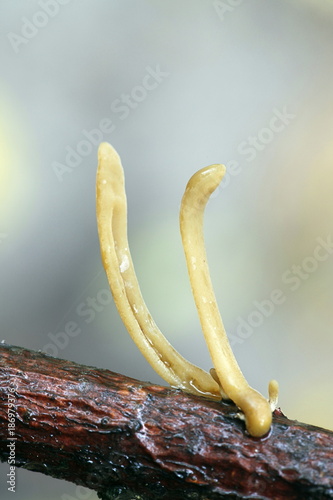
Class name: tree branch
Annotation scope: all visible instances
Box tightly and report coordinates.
[0,344,332,499]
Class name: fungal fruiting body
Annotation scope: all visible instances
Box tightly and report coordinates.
[179,166,275,437]
[96,143,221,400]
[96,142,278,437]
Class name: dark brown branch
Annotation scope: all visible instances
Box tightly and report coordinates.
[0,344,332,499]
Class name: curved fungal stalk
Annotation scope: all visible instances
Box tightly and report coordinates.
[96,142,221,400]
[180,165,275,437]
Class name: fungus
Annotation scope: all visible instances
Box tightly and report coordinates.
[96,142,278,437]
[96,143,220,400]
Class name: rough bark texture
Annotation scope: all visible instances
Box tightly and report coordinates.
[0,344,332,500]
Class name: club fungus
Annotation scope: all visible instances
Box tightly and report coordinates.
[96,142,278,437]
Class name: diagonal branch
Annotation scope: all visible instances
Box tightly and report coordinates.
[0,344,332,500]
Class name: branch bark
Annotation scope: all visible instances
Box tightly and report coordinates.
[0,344,332,500]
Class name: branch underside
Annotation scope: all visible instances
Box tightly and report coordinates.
[0,344,332,500]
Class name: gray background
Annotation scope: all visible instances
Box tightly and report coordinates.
[1,1,333,498]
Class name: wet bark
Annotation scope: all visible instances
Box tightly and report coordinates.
[0,344,332,500]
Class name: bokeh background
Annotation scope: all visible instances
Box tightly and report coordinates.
[1,1,333,498]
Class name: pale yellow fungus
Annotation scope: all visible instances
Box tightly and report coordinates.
[96,142,278,437]
[268,379,279,412]
[96,142,221,400]
[180,165,274,437]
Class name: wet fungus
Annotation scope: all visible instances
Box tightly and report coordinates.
[96,142,278,437]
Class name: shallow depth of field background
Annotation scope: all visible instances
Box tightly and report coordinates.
[1,1,333,498]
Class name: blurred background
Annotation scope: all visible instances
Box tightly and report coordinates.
[1,1,333,498]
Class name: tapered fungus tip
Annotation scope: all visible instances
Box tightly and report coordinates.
[211,163,226,177]
[98,142,121,164]
[185,164,226,195]
[201,163,226,177]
